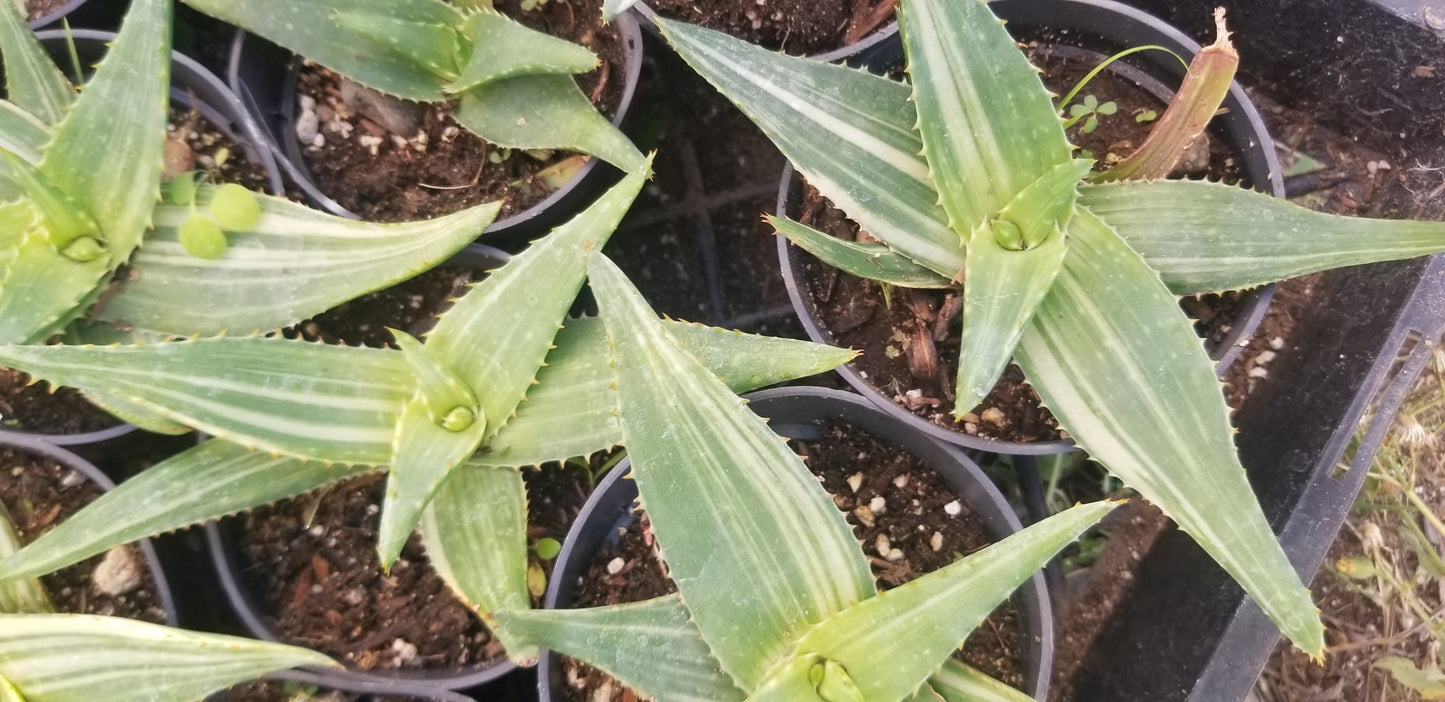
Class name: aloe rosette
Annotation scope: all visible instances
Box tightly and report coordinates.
[0,169,861,665]
[655,0,1445,657]
[486,252,1115,701]
[0,0,510,345]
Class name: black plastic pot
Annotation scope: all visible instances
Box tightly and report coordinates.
[0,432,178,626]
[538,386,1054,701]
[224,12,644,246]
[627,1,900,64]
[775,0,1283,455]
[0,32,286,448]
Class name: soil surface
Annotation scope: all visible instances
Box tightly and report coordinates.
[791,42,1254,443]
[0,370,119,435]
[232,461,592,678]
[23,0,67,21]
[557,420,1031,700]
[0,447,167,623]
[165,104,275,195]
[281,264,480,349]
[646,0,896,55]
[294,0,628,223]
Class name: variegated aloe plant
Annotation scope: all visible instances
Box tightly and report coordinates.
[656,0,1445,658]
[0,0,506,345]
[0,170,859,667]
[0,491,340,702]
[182,0,648,176]
[487,252,1117,702]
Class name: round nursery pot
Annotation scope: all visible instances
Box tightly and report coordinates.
[538,386,1054,701]
[0,432,178,625]
[628,0,900,64]
[776,0,1284,455]
[0,32,289,448]
[225,10,644,244]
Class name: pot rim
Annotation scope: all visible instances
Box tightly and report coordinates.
[0,431,178,627]
[775,0,1284,453]
[538,386,1054,701]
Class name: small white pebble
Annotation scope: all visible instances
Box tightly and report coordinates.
[311,133,325,148]
[308,524,326,538]
[1248,366,1269,379]
[366,504,380,516]
[606,557,625,575]
[853,505,876,528]
[930,531,944,551]
[343,588,366,605]
[875,534,891,557]
[92,547,142,596]
[58,471,85,488]
[944,500,962,516]
[1269,337,1285,350]
[846,472,864,494]
[358,134,383,156]
[1257,350,1277,364]
[893,474,909,488]
[886,548,905,562]
[391,638,418,664]
[869,495,887,515]
[980,407,1006,426]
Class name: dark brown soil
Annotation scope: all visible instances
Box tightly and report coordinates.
[232,461,592,677]
[0,447,167,623]
[23,0,67,21]
[281,264,479,349]
[647,0,896,55]
[166,104,275,195]
[558,421,1030,700]
[296,0,629,223]
[0,369,120,435]
[791,43,1254,443]
[210,679,427,702]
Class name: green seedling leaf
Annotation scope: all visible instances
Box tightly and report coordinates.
[1375,657,1445,699]
[924,659,1038,702]
[419,462,536,662]
[1013,206,1323,657]
[0,501,52,614]
[1078,179,1445,294]
[749,501,1113,702]
[0,0,73,125]
[178,215,228,259]
[589,253,874,689]
[447,10,598,94]
[475,316,857,467]
[0,613,339,702]
[495,595,745,702]
[0,439,364,584]
[101,187,500,336]
[454,73,645,173]
[602,0,640,21]
[899,0,1073,235]
[183,0,461,100]
[534,537,561,560]
[1095,9,1237,183]
[425,161,650,445]
[768,215,954,288]
[207,183,263,230]
[377,331,488,570]
[332,11,462,81]
[0,337,411,464]
[167,172,197,207]
[658,18,961,278]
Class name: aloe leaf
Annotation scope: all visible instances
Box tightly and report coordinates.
[660,19,962,278]
[1080,179,1445,294]
[589,253,875,689]
[182,0,459,101]
[601,0,640,21]
[79,390,192,435]
[332,11,462,81]
[495,595,745,702]
[0,0,73,125]
[0,198,37,275]
[0,226,108,344]
[447,11,598,94]
[0,101,50,168]
[0,613,338,702]
[476,317,857,467]
[377,332,488,570]
[768,216,954,288]
[454,74,645,173]
[0,501,52,614]
[1014,206,1324,656]
[0,673,19,702]
[40,0,168,260]
[0,338,409,464]
[900,0,1073,235]
[956,223,1066,415]
[424,162,649,445]
[418,461,536,662]
[750,501,1113,702]
[924,659,1038,702]
[0,439,364,584]
[101,188,499,336]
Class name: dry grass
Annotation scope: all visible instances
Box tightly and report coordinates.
[1255,347,1445,701]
